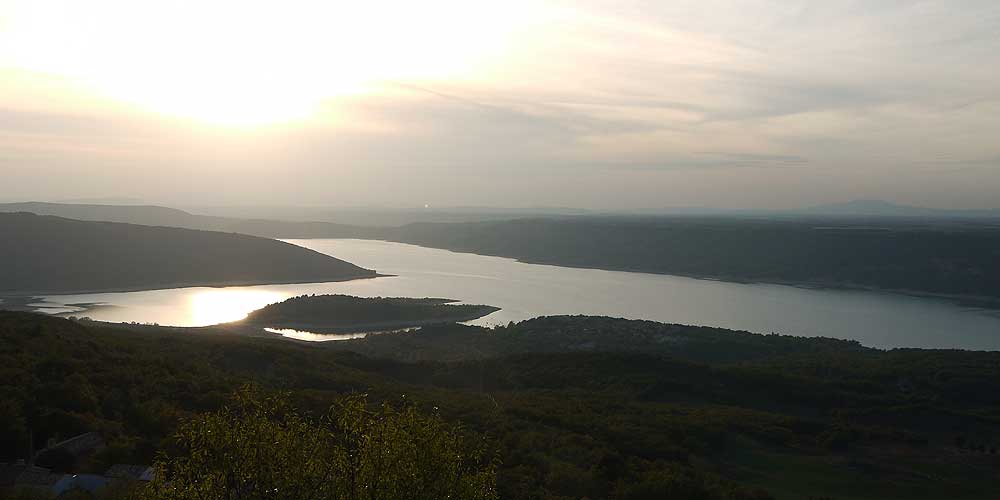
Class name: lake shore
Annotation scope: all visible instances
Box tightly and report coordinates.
[10,239,1000,350]
[244,304,502,335]
[356,238,1000,311]
[0,273,389,301]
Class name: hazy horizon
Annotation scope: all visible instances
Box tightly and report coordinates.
[0,197,997,215]
[3,0,999,209]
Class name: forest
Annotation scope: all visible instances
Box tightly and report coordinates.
[0,213,374,294]
[379,216,1000,301]
[242,294,499,332]
[2,311,998,499]
[8,203,1000,303]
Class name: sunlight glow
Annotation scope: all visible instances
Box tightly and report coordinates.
[188,289,287,326]
[2,0,531,126]
[264,327,370,342]
[264,326,420,342]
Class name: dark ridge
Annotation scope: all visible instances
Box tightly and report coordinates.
[243,294,499,331]
[0,212,375,294]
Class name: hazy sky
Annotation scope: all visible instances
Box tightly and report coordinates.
[1,0,999,209]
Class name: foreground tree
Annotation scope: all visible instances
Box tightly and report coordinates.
[136,387,498,500]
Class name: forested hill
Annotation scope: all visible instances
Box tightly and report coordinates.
[380,217,1000,301]
[9,203,1000,301]
[2,311,999,499]
[0,202,377,239]
[0,212,375,294]
[318,315,872,363]
[244,294,499,331]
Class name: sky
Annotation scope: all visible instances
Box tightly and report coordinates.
[1,0,999,209]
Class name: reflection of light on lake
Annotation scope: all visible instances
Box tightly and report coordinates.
[264,328,369,342]
[27,239,1000,350]
[264,326,421,342]
[188,290,287,326]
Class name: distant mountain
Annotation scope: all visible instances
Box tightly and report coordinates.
[0,212,375,294]
[378,216,1000,300]
[57,196,148,205]
[1,202,207,226]
[614,206,771,216]
[185,204,591,226]
[0,202,375,239]
[802,199,1000,218]
[0,201,577,236]
[616,200,1000,218]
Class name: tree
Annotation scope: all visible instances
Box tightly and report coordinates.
[135,387,498,500]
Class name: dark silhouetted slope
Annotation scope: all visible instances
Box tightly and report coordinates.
[243,294,499,331]
[2,311,999,499]
[0,202,375,239]
[380,217,1000,301]
[0,212,375,294]
[802,199,1000,217]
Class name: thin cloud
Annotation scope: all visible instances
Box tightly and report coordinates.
[0,0,998,208]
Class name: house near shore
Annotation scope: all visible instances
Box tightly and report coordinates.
[0,461,151,498]
[106,464,156,482]
[0,462,70,498]
[32,431,106,472]
[38,432,105,459]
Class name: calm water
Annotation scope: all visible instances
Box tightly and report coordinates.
[27,239,1000,350]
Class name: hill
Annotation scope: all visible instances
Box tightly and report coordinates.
[802,199,1000,218]
[318,315,871,363]
[8,202,1000,302]
[0,212,375,294]
[620,200,1000,218]
[243,294,500,332]
[379,216,1000,302]
[1,311,998,499]
[0,202,375,239]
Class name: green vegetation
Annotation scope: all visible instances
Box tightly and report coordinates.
[243,294,499,332]
[0,202,380,239]
[319,315,872,362]
[1,311,998,499]
[0,213,374,294]
[139,387,497,500]
[379,217,1000,301]
[10,203,1000,302]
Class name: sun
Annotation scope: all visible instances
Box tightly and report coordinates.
[3,0,533,127]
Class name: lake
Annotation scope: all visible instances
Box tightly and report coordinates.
[24,238,1000,350]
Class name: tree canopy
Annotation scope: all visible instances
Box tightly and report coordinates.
[138,387,498,500]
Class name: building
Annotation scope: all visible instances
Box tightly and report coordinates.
[0,462,71,498]
[106,464,156,482]
[38,432,106,459]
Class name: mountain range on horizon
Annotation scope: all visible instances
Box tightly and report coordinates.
[1,199,999,230]
[799,199,1000,217]
[621,199,1000,218]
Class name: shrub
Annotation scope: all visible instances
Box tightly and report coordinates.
[135,386,498,500]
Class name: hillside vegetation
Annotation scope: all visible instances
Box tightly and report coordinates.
[244,294,500,331]
[0,202,375,239]
[1,311,998,499]
[139,388,498,500]
[10,203,1000,302]
[11,203,1000,302]
[381,217,1000,301]
[0,213,374,294]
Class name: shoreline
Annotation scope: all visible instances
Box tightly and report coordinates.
[0,273,390,298]
[245,305,502,335]
[311,237,1000,311]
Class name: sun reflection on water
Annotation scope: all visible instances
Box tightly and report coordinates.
[187,289,288,326]
[264,328,370,342]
